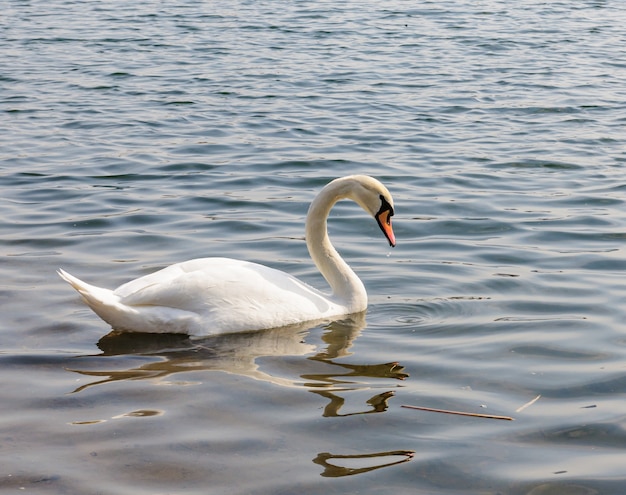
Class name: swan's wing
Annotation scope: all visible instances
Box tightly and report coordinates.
[114,258,242,308]
[114,257,336,317]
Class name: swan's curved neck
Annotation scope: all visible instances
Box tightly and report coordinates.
[305,180,367,312]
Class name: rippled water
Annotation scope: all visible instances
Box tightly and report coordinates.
[2,0,626,493]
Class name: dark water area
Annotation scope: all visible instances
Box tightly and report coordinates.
[2,0,626,493]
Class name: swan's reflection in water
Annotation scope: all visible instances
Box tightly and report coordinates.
[70,313,412,476]
[71,312,408,397]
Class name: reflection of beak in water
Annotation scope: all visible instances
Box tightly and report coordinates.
[69,312,409,413]
[313,450,415,477]
[302,361,408,388]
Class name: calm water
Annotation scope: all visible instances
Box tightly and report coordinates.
[2,0,626,493]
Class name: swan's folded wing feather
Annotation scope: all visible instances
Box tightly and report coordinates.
[113,258,337,323]
[114,260,223,309]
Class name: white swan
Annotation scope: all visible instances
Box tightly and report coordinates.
[58,175,396,336]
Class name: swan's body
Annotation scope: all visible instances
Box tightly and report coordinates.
[59,175,396,336]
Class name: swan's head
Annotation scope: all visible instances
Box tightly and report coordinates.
[345,175,396,248]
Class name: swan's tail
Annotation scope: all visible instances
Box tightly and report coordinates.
[58,268,198,334]
[57,269,119,315]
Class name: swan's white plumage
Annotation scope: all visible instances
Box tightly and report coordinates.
[59,175,395,336]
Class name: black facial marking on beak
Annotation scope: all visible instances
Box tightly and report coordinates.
[376,195,394,219]
[375,195,396,247]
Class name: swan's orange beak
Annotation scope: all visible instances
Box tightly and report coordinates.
[376,209,396,247]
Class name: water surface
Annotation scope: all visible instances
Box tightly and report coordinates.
[2,0,626,493]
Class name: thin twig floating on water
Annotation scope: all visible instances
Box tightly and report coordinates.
[401,405,514,421]
[515,394,541,413]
